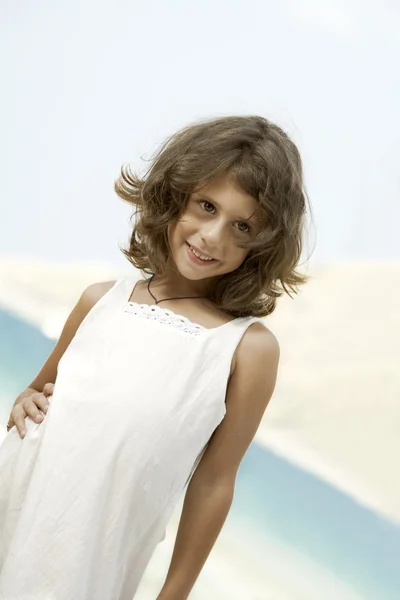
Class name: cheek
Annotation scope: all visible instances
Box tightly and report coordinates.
[167,222,180,253]
[229,245,249,267]
[227,239,248,257]
[168,218,190,249]
[176,212,196,235]
[234,251,248,265]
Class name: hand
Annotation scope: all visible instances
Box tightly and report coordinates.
[7,383,55,439]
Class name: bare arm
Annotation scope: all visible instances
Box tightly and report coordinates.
[157,323,280,599]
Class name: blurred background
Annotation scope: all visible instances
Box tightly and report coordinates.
[0,1,399,598]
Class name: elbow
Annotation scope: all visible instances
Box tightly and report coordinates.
[189,468,237,494]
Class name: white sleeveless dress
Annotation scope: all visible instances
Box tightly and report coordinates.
[0,275,264,600]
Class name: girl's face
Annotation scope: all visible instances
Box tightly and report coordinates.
[167,174,261,288]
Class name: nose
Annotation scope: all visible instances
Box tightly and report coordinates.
[200,220,226,251]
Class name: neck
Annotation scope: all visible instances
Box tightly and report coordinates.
[151,266,215,299]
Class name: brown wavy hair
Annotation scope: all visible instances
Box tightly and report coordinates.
[115,114,313,318]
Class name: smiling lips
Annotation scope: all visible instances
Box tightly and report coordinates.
[187,242,217,264]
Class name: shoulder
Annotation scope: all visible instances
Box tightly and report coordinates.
[233,320,280,376]
[80,280,119,311]
[226,321,280,423]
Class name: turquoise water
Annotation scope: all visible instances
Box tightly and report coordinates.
[0,309,56,416]
[234,443,400,599]
[1,309,399,599]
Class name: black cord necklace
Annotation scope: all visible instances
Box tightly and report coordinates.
[147,274,207,305]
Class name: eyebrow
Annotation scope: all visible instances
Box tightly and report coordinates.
[196,192,258,223]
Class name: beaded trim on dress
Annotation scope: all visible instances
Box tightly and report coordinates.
[123,302,206,337]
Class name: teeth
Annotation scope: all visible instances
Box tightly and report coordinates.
[190,245,213,261]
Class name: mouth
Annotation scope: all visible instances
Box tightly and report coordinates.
[186,242,218,264]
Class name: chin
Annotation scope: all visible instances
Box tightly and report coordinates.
[179,265,211,281]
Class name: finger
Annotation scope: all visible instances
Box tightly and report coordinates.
[24,397,45,423]
[43,382,54,396]
[12,405,28,439]
[31,391,50,414]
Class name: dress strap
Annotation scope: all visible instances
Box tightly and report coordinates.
[214,314,267,367]
[125,273,145,304]
[82,275,142,317]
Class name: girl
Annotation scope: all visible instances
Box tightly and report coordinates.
[0,115,310,599]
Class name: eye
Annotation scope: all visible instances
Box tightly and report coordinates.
[236,221,252,234]
[198,200,216,213]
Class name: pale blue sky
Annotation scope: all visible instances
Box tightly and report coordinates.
[1,0,399,269]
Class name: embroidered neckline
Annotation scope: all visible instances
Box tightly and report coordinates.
[122,301,240,336]
[123,302,205,336]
